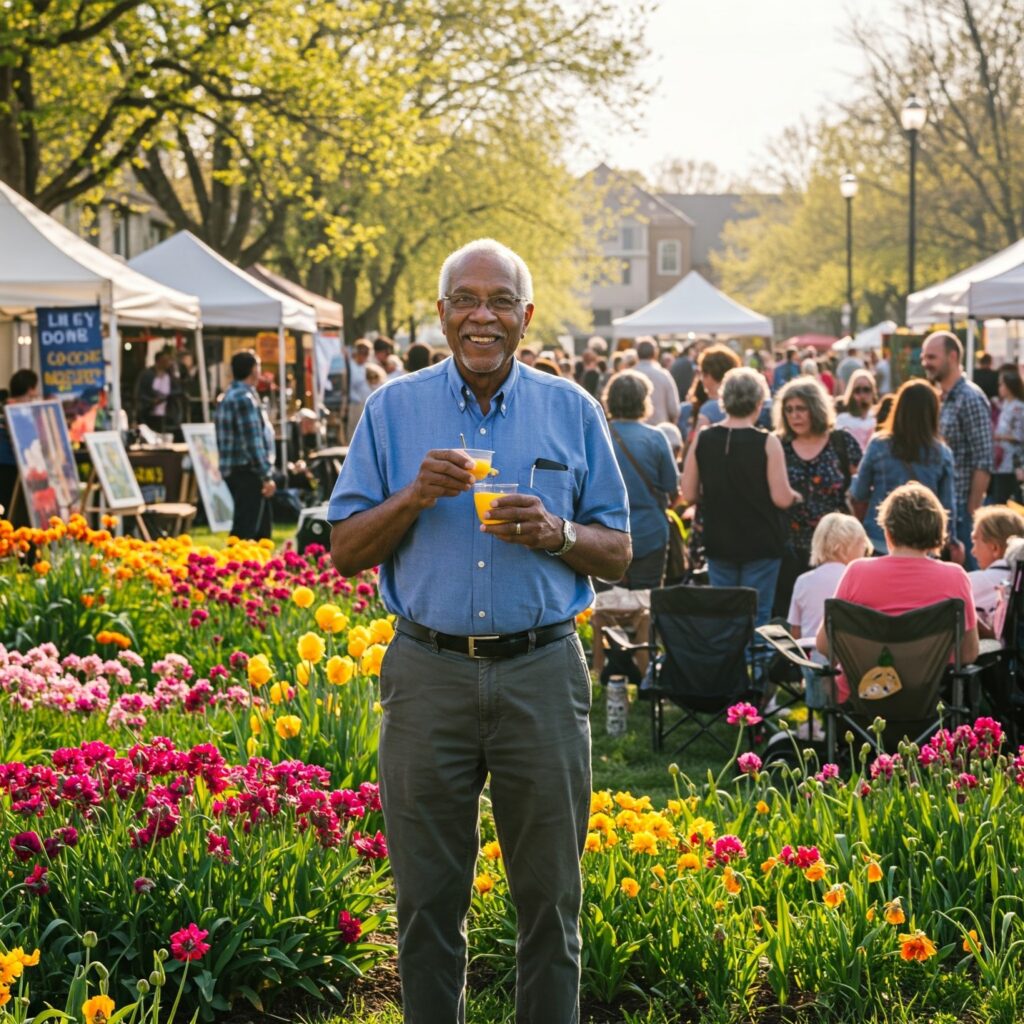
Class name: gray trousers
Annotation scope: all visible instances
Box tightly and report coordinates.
[378,629,593,1024]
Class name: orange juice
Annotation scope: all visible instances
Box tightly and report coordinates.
[462,448,494,480]
[473,482,519,525]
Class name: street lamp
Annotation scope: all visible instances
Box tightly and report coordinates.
[839,170,858,334]
[901,95,928,298]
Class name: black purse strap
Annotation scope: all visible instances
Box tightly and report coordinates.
[610,422,666,506]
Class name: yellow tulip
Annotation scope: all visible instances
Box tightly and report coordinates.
[275,715,302,739]
[83,995,115,1024]
[292,586,315,608]
[315,603,349,633]
[297,632,326,664]
[326,655,355,686]
[296,662,310,686]
[249,713,262,735]
[269,682,288,706]
[620,877,640,897]
[360,643,386,677]
[368,617,395,645]
[247,654,273,688]
[246,736,259,758]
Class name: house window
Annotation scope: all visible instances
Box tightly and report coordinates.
[621,226,636,251]
[112,206,131,258]
[149,221,170,248]
[592,308,612,327]
[658,240,682,275]
[621,260,631,286]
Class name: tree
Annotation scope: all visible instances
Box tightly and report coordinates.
[652,157,730,195]
[714,0,1024,326]
[0,0,256,209]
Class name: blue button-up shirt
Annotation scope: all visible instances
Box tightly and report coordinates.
[327,357,630,635]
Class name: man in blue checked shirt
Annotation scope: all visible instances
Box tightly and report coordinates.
[328,238,630,1024]
[922,330,993,570]
[213,350,276,540]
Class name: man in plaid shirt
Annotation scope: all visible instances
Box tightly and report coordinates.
[922,330,993,570]
[214,350,276,539]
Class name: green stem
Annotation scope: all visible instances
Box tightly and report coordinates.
[164,962,189,1024]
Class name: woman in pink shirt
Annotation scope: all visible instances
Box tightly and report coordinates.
[816,482,979,701]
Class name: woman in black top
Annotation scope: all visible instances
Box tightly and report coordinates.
[681,367,801,626]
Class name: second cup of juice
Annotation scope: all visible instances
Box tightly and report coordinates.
[462,448,495,480]
[474,482,518,524]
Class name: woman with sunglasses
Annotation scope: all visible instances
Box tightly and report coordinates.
[848,378,956,555]
[772,375,863,615]
[835,369,878,449]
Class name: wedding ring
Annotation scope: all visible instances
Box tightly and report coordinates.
[515,521,522,536]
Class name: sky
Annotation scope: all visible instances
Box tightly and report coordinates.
[575,0,902,186]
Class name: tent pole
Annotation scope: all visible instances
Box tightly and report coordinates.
[109,309,122,424]
[277,324,288,472]
[966,318,976,382]
[195,326,211,422]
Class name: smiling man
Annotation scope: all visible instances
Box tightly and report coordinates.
[327,238,630,1024]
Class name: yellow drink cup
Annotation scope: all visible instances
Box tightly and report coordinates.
[462,448,495,480]
[473,482,519,525]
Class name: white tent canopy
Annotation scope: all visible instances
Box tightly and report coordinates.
[613,270,772,339]
[0,181,201,330]
[130,231,317,468]
[129,231,317,333]
[906,238,1024,326]
[833,320,897,353]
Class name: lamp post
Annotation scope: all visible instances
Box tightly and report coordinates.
[901,95,928,299]
[839,170,858,334]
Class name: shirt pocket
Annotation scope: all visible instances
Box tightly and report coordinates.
[529,468,575,520]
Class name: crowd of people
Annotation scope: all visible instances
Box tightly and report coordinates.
[582,329,1024,665]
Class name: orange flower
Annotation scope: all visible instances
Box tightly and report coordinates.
[884,899,906,926]
[755,800,770,815]
[620,877,640,898]
[722,866,741,895]
[963,928,981,952]
[481,841,502,860]
[761,856,778,875]
[823,884,846,909]
[803,860,827,882]
[898,930,937,962]
[677,852,701,872]
[474,873,495,895]
[95,630,131,649]
[867,860,883,884]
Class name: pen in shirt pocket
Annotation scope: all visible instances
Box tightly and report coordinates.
[530,458,568,488]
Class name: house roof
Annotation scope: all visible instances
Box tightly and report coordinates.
[590,163,694,226]
[659,194,754,266]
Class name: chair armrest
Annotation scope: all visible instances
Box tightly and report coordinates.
[952,663,986,679]
[755,623,828,672]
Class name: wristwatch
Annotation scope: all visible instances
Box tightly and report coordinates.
[547,518,577,557]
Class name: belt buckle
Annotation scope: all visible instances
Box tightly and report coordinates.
[467,634,500,659]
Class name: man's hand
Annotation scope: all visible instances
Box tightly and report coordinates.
[261,478,277,498]
[480,493,562,551]
[410,449,475,509]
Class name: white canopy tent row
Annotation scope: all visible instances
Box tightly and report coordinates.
[612,270,773,339]
[906,237,1024,376]
[0,181,203,419]
[129,231,318,471]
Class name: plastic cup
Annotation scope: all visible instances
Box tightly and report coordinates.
[462,448,495,480]
[473,482,518,525]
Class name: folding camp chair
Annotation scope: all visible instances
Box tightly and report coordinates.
[976,561,1024,744]
[758,597,977,762]
[633,584,764,756]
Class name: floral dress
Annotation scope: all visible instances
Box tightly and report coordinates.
[782,429,863,556]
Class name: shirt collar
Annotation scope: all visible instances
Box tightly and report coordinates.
[944,376,967,402]
[445,354,519,417]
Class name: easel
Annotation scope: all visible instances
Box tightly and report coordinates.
[78,467,197,541]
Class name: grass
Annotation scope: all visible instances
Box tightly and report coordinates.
[188,522,299,550]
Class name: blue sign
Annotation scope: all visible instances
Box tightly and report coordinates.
[37,305,105,399]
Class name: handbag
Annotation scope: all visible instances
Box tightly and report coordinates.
[609,424,669,509]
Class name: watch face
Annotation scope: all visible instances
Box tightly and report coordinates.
[564,520,577,544]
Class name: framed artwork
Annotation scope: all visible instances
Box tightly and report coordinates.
[83,431,145,510]
[182,424,234,533]
[4,400,81,528]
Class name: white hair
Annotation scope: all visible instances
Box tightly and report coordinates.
[437,238,534,301]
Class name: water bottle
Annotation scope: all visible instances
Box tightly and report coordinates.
[606,675,628,738]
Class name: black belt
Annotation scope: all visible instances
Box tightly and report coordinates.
[396,617,575,660]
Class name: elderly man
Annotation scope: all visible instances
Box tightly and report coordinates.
[921,330,993,569]
[632,337,679,425]
[328,238,631,1024]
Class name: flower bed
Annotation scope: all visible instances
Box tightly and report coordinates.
[0,739,391,1018]
[469,716,1024,1020]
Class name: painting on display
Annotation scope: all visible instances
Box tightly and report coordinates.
[4,400,81,528]
[83,431,145,510]
[182,424,234,533]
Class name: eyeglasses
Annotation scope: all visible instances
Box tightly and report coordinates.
[853,387,874,394]
[443,293,525,314]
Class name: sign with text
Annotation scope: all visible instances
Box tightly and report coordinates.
[37,305,105,399]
